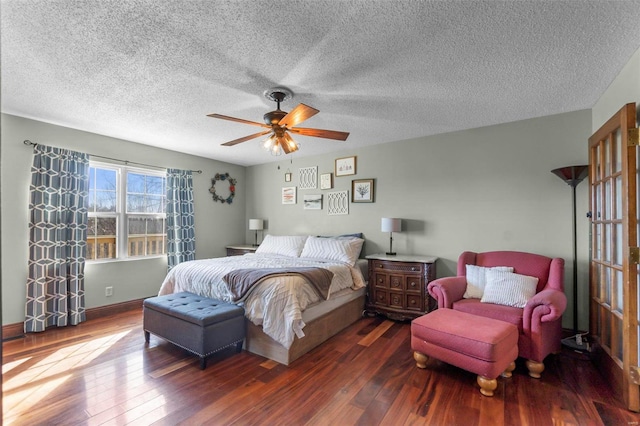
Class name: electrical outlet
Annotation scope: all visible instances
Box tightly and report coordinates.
[105,286,113,297]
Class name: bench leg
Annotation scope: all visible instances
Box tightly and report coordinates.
[501,361,516,378]
[525,360,544,379]
[200,357,207,370]
[413,351,428,369]
[477,375,497,397]
[236,341,243,353]
[144,331,150,343]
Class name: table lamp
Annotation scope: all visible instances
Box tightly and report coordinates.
[249,219,264,246]
[381,218,401,255]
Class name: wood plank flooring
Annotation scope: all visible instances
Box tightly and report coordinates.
[3,309,640,425]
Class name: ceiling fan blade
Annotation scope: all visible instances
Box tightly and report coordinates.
[278,103,319,128]
[221,130,273,146]
[288,127,350,141]
[207,113,270,128]
[280,132,298,154]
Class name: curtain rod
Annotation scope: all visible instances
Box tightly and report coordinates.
[23,140,202,174]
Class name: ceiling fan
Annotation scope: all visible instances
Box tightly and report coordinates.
[207,88,349,155]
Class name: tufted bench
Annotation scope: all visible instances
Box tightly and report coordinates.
[411,309,518,397]
[143,292,245,369]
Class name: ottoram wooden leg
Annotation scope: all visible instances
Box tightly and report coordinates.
[526,360,545,378]
[414,351,428,369]
[477,375,497,397]
[501,361,516,378]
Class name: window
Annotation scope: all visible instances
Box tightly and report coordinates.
[87,162,166,261]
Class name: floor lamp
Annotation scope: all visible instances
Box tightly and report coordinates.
[551,165,589,350]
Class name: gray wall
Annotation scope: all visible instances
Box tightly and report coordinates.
[246,110,592,330]
[1,114,246,325]
[592,46,640,131]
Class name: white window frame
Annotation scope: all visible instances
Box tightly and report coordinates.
[87,161,166,262]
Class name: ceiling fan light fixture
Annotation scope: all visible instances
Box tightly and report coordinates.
[271,143,283,156]
[261,134,277,151]
[283,132,298,152]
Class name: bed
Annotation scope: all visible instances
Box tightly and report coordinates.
[158,234,367,365]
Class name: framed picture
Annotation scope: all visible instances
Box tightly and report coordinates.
[320,173,333,190]
[282,186,296,204]
[299,166,317,189]
[303,194,322,210]
[335,156,356,177]
[352,179,374,203]
[327,190,349,215]
[284,172,292,182]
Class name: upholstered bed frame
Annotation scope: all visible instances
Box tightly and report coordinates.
[244,290,365,365]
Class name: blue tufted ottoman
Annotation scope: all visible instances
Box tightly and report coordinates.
[143,292,245,369]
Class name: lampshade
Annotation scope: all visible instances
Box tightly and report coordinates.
[249,219,264,231]
[551,165,589,187]
[381,218,401,233]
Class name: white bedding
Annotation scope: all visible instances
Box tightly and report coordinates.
[158,253,366,349]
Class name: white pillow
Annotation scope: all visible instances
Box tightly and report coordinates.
[481,270,539,308]
[463,265,514,299]
[300,236,364,265]
[255,235,308,257]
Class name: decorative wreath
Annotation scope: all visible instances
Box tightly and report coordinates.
[209,172,237,204]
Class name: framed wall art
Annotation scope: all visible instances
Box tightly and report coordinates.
[327,190,349,215]
[352,179,374,203]
[299,166,317,189]
[284,172,292,182]
[282,186,297,204]
[320,173,333,190]
[303,194,322,210]
[335,156,356,177]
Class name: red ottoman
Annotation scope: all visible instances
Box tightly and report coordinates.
[411,309,518,397]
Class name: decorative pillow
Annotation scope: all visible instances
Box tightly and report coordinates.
[318,233,364,240]
[255,235,308,258]
[463,265,514,299]
[300,236,364,265]
[481,270,539,308]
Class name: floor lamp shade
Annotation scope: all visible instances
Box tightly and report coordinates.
[381,218,401,255]
[249,219,264,246]
[551,165,588,187]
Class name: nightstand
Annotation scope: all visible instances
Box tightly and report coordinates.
[365,254,438,321]
[226,245,258,256]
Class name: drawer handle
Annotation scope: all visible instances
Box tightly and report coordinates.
[378,278,384,284]
[409,281,417,288]
[411,267,418,271]
[410,300,416,305]
[377,264,384,268]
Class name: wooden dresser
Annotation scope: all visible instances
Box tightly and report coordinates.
[365,254,438,321]
[225,245,258,256]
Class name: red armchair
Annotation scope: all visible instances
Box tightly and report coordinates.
[427,251,566,378]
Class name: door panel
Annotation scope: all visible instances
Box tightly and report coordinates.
[589,103,639,412]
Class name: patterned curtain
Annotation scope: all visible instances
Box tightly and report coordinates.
[25,144,89,332]
[166,169,196,270]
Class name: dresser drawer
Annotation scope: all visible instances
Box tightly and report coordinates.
[226,246,257,256]
[371,260,423,274]
[406,276,421,293]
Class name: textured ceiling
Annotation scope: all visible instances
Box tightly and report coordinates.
[2,1,640,166]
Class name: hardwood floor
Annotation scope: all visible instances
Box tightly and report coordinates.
[3,310,639,425]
